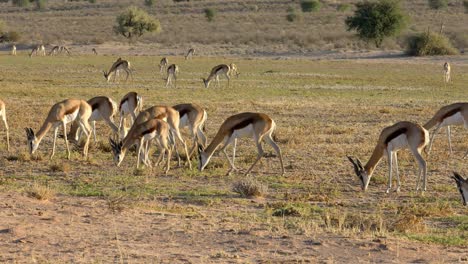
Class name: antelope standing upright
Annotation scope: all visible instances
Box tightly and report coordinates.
[185,48,194,60]
[39,45,46,56]
[424,102,468,157]
[0,99,10,151]
[444,62,451,84]
[198,112,284,176]
[173,103,208,157]
[103,58,132,83]
[119,92,143,133]
[165,64,179,88]
[229,63,240,78]
[11,45,16,56]
[452,172,468,206]
[25,99,92,159]
[348,121,429,193]
[202,64,230,88]
[159,57,168,73]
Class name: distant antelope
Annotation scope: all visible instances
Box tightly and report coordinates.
[165,64,179,88]
[29,46,38,57]
[198,112,284,176]
[119,92,143,134]
[159,57,168,73]
[25,99,92,159]
[92,48,98,55]
[424,102,468,157]
[185,48,194,60]
[69,96,119,142]
[39,45,46,56]
[0,99,10,151]
[452,172,468,206]
[444,62,451,84]
[229,63,240,78]
[11,45,16,56]
[103,58,133,83]
[49,46,60,56]
[110,118,172,173]
[59,46,71,55]
[202,64,230,88]
[348,121,429,193]
[173,103,208,158]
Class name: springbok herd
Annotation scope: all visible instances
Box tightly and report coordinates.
[1,47,467,206]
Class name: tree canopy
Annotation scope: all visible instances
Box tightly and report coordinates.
[113,6,161,40]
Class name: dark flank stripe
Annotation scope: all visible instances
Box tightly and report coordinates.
[385,128,407,145]
[91,102,100,111]
[178,108,190,119]
[442,107,461,120]
[64,105,79,115]
[119,98,128,111]
[141,125,157,136]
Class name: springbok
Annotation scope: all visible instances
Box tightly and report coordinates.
[202,64,230,88]
[452,172,468,206]
[185,48,194,60]
[348,121,429,193]
[103,58,133,83]
[0,99,10,151]
[444,62,451,84]
[92,48,98,55]
[173,103,208,157]
[159,57,168,73]
[165,64,179,88]
[25,99,92,159]
[11,45,16,56]
[198,112,284,176]
[229,63,240,78]
[119,92,143,134]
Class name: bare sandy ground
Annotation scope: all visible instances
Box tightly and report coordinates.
[0,192,466,263]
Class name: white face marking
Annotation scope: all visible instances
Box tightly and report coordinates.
[64,109,79,124]
[386,134,408,152]
[441,112,465,127]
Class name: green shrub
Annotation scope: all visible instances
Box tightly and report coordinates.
[337,3,350,12]
[204,8,215,22]
[463,0,468,13]
[113,6,161,40]
[300,0,321,12]
[88,0,96,3]
[428,0,448,10]
[286,7,300,22]
[35,0,46,9]
[406,31,459,56]
[2,31,21,42]
[12,0,30,7]
[144,0,154,7]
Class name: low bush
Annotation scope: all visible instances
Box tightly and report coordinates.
[406,31,459,56]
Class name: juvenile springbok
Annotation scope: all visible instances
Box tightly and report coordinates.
[452,172,468,206]
[119,92,143,133]
[103,58,132,82]
[123,105,192,169]
[229,63,240,78]
[11,45,16,56]
[25,99,92,159]
[348,121,429,193]
[202,64,230,88]
[424,102,468,157]
[165,64,179,88]
[444,62,451,84]
[159,57,168,73]
[110,119,172,173]
[198,112,284,176]
[69,96,119,142]
[173,103,208,157]
[185,48,194,60]
[0,99,10,151]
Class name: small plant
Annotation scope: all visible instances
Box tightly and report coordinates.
[49,163,71,174]
[463,0,468,13]
[232,177,268,198]
[88,0,96,3]
[106,193,130,213]
[27,183,55,201]
[272,204,302,217]
[300,0,321,12]
[35,0,47,10]
[12,0,30,7]
[113,6,161,40]
[204,8,215,22]
[337,3,350,12]
[144,0,154,7]
[286,7,300,22]
[428,0,448,10]
[406,31,459,56]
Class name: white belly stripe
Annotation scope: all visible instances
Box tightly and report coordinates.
[386,134,408,152]
[232,124,254,139]
[441,112,465,127]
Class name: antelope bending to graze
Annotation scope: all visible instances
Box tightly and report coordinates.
[119,92,143,133]
[69,96,119,142]
[444,62,451,83]
[173,103,208,157]
[11,45,16,56]
[202,64,230,88]
[0,100,10,151]
[348,121,429,193]
[198,112,284,176]
[103,58,132,82]
[123,105,192,169]
[92,48,98,55]
[110,119,172,173]
[424,102,468,157]
[229,63,240,78]
[25,99,92,159]
[49,46,60,56]
[185,48,194,60]
[159,57,168,73]
[29,46,38,57]
[452,172,468,206]
[165,64,179,88]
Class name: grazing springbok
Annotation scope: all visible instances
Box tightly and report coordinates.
[452,172,468,206]
[69,96,119,142]
[444,62,451,84]
[229,63,240,78]
[119,92,143,134]
[25,99,92,159]
[103,58,132,83]
[348,121,429,193]
[0,99,10,151]
[110,119,172,173]
[123,105,192,169]
[185,48,194,60]
[92,48,98,55]
[173,103,208,157]
[11,45,16,56]
[159,57,168,73]
[198,112,284,176]
[49,46,60,56]
[29,46,38,57]
[424,102,468,157]
[202,64,230,88]
[165,64,179,88]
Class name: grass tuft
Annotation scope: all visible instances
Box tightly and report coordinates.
[232,177,268,198]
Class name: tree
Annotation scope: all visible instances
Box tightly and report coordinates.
[204,8,215,22]
[113,6,161,40]
[345,0,407,47]
[428,0,447,10]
